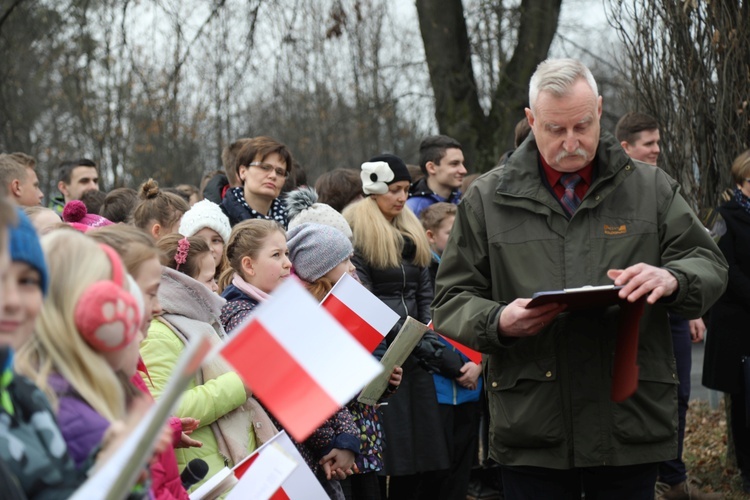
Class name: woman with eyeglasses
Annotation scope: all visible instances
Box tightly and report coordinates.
[703,149,750,493]
[220,136,293,228]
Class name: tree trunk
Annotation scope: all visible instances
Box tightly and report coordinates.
[417,0,562,171]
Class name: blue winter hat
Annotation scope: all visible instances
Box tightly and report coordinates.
[9,208,48,295]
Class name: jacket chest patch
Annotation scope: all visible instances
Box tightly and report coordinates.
[603,224,627,236]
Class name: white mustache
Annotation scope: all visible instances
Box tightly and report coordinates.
[556,149,588,163]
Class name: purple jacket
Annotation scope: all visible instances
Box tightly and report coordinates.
[48,373,110,469]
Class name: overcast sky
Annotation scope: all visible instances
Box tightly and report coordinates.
[393,0,617,60]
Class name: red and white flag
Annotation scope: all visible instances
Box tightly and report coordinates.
[230,431,328,500]
[321,273,399,352]
[427,321,482,365]
[220,279,383,442]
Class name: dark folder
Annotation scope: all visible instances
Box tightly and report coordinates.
[526,285,645,403]
[527,285,624,310]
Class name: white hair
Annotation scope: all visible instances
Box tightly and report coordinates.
[528,59,598,111]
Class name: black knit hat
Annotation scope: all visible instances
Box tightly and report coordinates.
[360,153,411,195]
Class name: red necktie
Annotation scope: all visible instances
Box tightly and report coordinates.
[560,173,582,217]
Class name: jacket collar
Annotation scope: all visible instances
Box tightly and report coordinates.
[491,131,635,235]
[409,176,461,202]
[221,283,259,304]
[158,266,225,322]
[220,187,288,227]
[722,199,750,222]
[496,131,633,208]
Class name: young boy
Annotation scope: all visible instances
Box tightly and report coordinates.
[420,202,457,285]
[420,201,482,500]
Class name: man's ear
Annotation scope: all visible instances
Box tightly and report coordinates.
[10,179,21,198]
[425,161,438,176]
[524,107,535,129]
[620,141,632,154]
[241,255,254,277]
[57,180,69,197]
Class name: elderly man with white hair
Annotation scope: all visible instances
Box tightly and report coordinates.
[432,59,728,499]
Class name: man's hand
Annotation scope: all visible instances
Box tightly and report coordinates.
[689,318,706,343]
[456,362,482,390]
[607,264,678,304]
[498,299,566,338]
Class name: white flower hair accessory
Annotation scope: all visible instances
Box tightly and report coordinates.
[361,161,394,195]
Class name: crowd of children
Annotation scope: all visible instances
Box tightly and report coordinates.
[0,133,481,500]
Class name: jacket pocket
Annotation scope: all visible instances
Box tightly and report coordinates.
[612,356,677,444]
[487,357,563,448]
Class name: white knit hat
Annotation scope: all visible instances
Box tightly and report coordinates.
[178,199,231,244]
[285,186,353,239]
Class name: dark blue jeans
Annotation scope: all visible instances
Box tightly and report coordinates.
[501,463,658,499]
[658,314,691,485]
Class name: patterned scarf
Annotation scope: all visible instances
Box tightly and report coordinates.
[734,187,750,215]
[228,187,288,228]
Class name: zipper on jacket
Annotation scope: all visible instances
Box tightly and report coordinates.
[399,263,408,316]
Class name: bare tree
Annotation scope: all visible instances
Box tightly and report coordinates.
[241,0,430,180]
[607,0,750,212]
[0,0,262,193]
[0,0,430,193]
[417,0,563,171]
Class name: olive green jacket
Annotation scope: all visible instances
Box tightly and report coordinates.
[432,132,728,469]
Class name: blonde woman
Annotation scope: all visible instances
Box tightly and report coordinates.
[344,154,464,500]
[15,230,143,468]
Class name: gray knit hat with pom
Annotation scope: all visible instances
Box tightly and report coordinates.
[285,186,352,239]
[287,222,353,282]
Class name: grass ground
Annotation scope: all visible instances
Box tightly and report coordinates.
[684,399,748,498]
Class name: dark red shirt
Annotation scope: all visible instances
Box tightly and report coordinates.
[540,154,594,203]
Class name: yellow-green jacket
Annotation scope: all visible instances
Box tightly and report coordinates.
[141,319,248,489]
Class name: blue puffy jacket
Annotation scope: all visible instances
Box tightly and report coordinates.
[432,337,482,405]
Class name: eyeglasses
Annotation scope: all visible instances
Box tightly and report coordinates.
[248,162,288,178]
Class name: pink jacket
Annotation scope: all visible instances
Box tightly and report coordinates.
[132,366,189,500]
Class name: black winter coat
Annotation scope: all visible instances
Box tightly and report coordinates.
[352,236,462,476]
[703,201,750,393]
